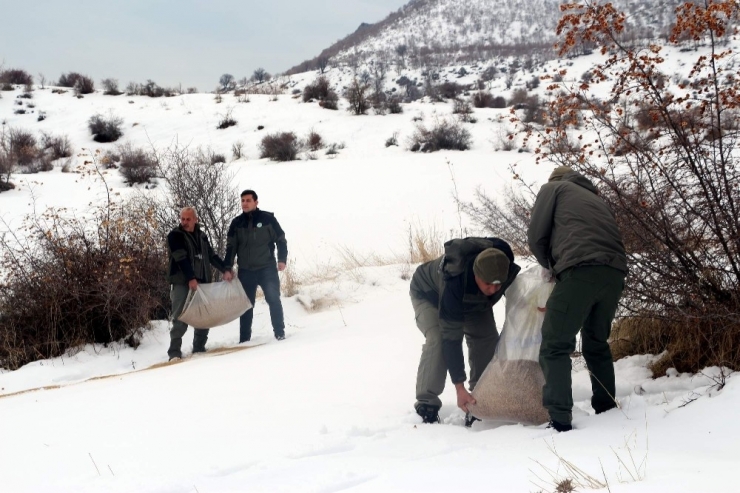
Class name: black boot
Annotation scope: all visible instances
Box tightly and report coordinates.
[193,329,209,353]
[547,420,573,432]
[415,404,440,424]
[168,338,183,360]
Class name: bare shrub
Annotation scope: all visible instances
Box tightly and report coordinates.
[40,132,73,160]
[232,141,244,160]
[217,108,237,129]
[459,183,534,256]
[387,95,403,114]
[303,76,337,103]
[58,72,94,94]
[408,118,472,152]
[319,97,338,110]
[118,142,157,185]
[452,98,475,122]
[325,142,344,156]
[4,127,53,173]
[74,75,95,95]
[88,113,124,143]
[509,88,529,107]
[473,91,494,108]
[438,81,466,99]
[0,199,168,370]
[101,78,122,95]
[210,152,226,164]
[306,130,323,151]
[0,69,33,85]
[259,132,299,161]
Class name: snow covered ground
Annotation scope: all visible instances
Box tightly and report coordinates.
[0,49,738,491]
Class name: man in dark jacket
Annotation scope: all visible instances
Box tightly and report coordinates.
[528,166,628,432]
[167,207,233,360]
[224,190,288,342]
[409,237,520,424]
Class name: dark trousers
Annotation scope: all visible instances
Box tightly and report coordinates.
[168,283,209,358]
[412,296,498,409]
[539,265,625,424]
[238,266,285,342]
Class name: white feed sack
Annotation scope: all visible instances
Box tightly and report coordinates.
[178,280,252,328]
[468,264,554,425]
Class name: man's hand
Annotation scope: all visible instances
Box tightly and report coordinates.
[222,270,234,282]
[540,266,554,283]
[188,279,198,291]
[278,262,286,272]
[455,382,476,413]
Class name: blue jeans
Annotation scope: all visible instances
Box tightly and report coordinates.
[238,266,285,341]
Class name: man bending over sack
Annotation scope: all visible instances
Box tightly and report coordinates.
[409,237,520,424]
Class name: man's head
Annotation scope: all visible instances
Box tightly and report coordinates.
[180,207,198,233]
[241,189,258,213]
[548,166,573,182]
[473,248,510,296]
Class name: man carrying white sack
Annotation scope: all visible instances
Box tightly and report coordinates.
[167,207,233,361]
[409,237,520,424]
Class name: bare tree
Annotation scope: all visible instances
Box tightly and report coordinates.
[153,144,240,257]
[219,73,235,91]
[252,68,269,83]
[512,0,740,373]
[344,78,370,115]
[316,56,330,74]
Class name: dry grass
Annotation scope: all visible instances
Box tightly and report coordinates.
[530,439,607,493]
[280,260,301,297]
[406,222,444,264]
[609,316,740,377]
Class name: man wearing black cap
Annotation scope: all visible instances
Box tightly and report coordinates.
[528,166,627,432]
[409,237,520,424]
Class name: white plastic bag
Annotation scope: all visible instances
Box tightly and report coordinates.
[178,280,252,328]
[468,264,555,425]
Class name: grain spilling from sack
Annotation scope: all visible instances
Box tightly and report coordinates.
[468,359,549,425]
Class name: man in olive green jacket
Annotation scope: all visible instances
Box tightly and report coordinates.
[528,166,627,431]
[409,237,520,424]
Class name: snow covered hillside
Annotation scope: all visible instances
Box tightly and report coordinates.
[287,0,685,72]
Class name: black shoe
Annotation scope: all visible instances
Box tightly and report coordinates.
[415,404,440,424]
[594,402,617,415]
[464,412,480,428]
[547,420,573,432]
[192,347,206,354]
[275,333,285,341]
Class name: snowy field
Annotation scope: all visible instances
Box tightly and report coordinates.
[0,49,738,492]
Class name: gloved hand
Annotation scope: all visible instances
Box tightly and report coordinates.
[540,266,554,283]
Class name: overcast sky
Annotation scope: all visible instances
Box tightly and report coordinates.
[0,0,409,91]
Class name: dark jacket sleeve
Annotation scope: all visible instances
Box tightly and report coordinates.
[438,275,467,384]
[168,230,196,281]
[528,184,557,269]
[223,218,238,269]
[205,235,228,273]
[272,215,288,263]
